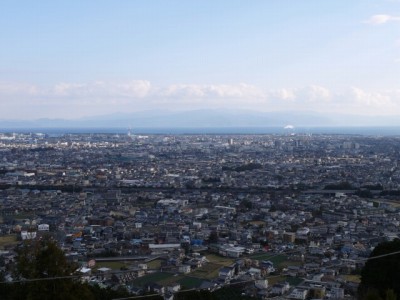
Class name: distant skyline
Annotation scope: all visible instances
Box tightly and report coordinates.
[1,1,400,120]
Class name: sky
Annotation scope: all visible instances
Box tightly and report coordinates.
[0,0,400,120]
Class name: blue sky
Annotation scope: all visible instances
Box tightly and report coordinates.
[0,0,399,119]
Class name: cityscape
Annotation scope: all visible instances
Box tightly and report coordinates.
[1,131,400,299]
[1,0,400,299]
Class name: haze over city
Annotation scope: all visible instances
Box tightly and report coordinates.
[1,1,400,123]
[3,2,400,299]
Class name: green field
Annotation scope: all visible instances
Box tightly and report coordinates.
[177,276,205,289]
[0,235,19,249]
[13,212,35,220]
[342,274,361,283]
[266,275,286,286]
[251,253,287,263]
[128,254,234,288]
[125,253,303,290]
[190,262,223,279]
[158,274,184,286]
[131,272,176,287]
[157,274,204,289]
[264,275,303,287]
[147,259,162,269]
[213,286,254,300]
[286,276,304,286]
[205,254,235,266]
[94,261,130,270]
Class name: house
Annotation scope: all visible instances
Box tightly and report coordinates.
[218,266,235,281]
[77,267,91,281]
[146,282,165,295]
[133,268,146,277]
[179,264,191,274]
[199,280,218,291]
[285,265,300,277]
[260,260,276,274]
[164,293,174,300]
[254,279,268,290]
[287,288,309,300]
[248,267,262,279]
[167,282,181,293]
[130,286,143,296]
[95,267,112,281]
[270,282,290,296]
[309,284,326,299]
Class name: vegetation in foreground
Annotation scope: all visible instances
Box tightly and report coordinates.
[358,239,400,300]
[0,238,130,300]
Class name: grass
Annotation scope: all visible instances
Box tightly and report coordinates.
[147,259,162,269]
[248,253,304,273]
[378,200,400,208]
[190,262,222,279]
[177,276,205,289]
[131,272,176,287]
[94,261,129,270]
[158,274,184,286]
[180,254,236,280]
[92,254,234,288]
[266,275,286,286]
[213,286,254,300]
[342,274,361,283]
[206,254,235,266]
[251,253,287,265]
[286,276,304,286]
[122,253,304,290]
[0,235,19,249]
[13,213,35,220]
[247,221,266,227]
[264,275,303,287]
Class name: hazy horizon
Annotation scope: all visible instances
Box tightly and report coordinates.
[1,1,400,122]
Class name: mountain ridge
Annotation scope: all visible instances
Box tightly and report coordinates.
[0,109,399,128]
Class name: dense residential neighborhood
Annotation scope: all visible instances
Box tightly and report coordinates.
[1,132,400,299]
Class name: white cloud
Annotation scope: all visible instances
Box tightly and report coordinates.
[53,82,86,96]
[1,80,400,118]
[269,89,296,101]
[269,85,331,103]
[302,85,332,102]
[53,80,151,98]
[0,82,39,96]
[113,80,152,98]
[343,87,400,115]
[159,83,265,99]
[350,87,391,106]
[365,14,400,25]
[266,86,400,115]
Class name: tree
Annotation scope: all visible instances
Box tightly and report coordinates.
[175,289,214,300]
[2,238,132,300]
[7,238,93,300]
[386,289,397,300]
[358,239,400,300]
[208,231,219,244]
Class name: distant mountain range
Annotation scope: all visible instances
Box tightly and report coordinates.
[0,109,399,129]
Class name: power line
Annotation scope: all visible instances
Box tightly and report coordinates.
[2,246,399,286]
[2,237,400,300]
[357,249,400,261]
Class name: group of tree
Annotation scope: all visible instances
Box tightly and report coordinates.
[4,236,400,300]
[358,239,400,300]
[222,163,262,172]
[0,237,130,300]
